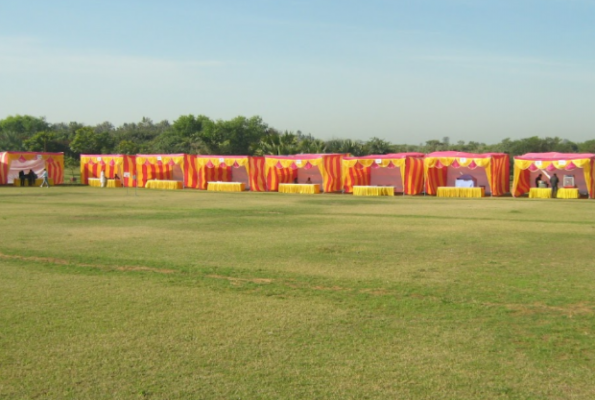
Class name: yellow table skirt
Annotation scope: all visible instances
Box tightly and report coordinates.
[556,188,579,199]
[278,184,321,194]
[13,178,54,186]
[145,180,183,190]
[207,182,246,192]
[529,188,552,199]
[437,187,485,198]
[353,186,395,196]
[88,178,122,188]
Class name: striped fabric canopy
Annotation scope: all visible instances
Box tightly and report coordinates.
[135,154,192,188]
[80,154,136,187]
[342,153,425,194]
[194,156,266,191]
[264,154,345,192]
[512,152,595,198]
[424,152,510,196]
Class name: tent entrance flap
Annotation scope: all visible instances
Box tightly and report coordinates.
[7,158,46,182]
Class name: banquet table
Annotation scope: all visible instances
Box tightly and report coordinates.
[528,188,552,199]
[88,178,122,188]
[144,180,183,190]
[278,183,321,194]
[436,187,485,198]
[556,188,579,199]
[353,185,395,196]
[13,178,54,186]
[207,182,246,192]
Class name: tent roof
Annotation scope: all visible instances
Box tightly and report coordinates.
[265,153,345,160]
[195,155,253,159]
[426,151,507,159]
[136,153,186,157]
[515,152,595,161]
[0,151,64,156]
[81,154,133,157]
[344,152,424,161]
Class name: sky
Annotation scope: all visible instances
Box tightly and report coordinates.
[1,0,594,144]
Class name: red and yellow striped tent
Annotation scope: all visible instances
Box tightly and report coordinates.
[194,156,266,191]
[0,151,64,185]
[264,154,345,192]
[135,154,194,188]
[342,153,425,194]
[424,152,510,196]
[512,152,595,198]
[80,154,136,187]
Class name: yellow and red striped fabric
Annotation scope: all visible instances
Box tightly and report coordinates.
[265,154,345,192]
[266,163,297,191]
[184,154,199,189]
[425,165,447,195]
[343,164,371,192]
[404,157,425,195]
[424,152,509,196]
[341,154,424,195]
[80,155,136,187]
[248,157,266,192]
[194,156,266,191]
[0,152,64,185]
[135,154,186,188]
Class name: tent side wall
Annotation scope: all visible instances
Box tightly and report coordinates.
[184,155,199,189]
[248,157,266,192]
[488,154,510,196]
[404,157,424,195]
[0,152,9,184]
[321,155,343,192]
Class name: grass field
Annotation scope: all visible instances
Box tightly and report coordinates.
[1,186,594,399]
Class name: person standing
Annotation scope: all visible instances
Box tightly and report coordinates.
[550,173,559,198]
[40,169,50,188]
[27,169,37,186]
[19,170,26,186]
[100,170,107,188]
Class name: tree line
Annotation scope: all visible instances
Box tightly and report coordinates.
[2,114,594,164]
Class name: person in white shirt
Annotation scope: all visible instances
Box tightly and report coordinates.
[40,169,50,188]
[100,170,107,188]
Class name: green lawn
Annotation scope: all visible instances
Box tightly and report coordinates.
[1,186,594,399]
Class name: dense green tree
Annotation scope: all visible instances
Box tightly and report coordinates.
[23,131,59,152]
[69,127,114,156]
[0,115,49,135]
[364,137,392,155]
[256,131,299,155]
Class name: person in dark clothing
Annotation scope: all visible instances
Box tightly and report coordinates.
[550,173,559,198]
[535,173,548,188]
[19,170,26,186]
[27,169,37,186]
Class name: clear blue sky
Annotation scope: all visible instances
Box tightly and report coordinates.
[1,0,594,144]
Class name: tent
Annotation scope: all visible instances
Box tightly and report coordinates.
[135,154,196,188]
[424,151,510,196]
[342,153,425,194]
[512,152,595,198]
[80,154,136,187]
[194,156,266,191]
[264,154,344,192]
[0,151,64,185]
